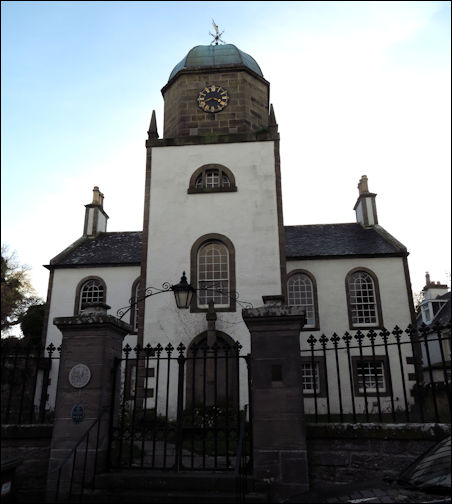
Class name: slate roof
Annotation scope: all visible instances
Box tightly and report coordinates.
[433,292,452,325]
[416,291,451,327]
[49,223,406,268]
[285,223,406,259]
[49,232,142,267]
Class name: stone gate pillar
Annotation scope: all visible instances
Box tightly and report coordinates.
[242,305,308,503]
[46,304,130,502]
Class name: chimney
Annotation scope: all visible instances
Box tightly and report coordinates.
[83,186,109,237]
[353,175,378,227]
[422,272,449,300]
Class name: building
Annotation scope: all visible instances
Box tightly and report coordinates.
[417,273,451,384]
[42,41,417,417]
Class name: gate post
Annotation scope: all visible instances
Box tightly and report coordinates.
[242,306,308,503]
[46,303,131,502]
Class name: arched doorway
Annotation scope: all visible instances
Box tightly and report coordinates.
[185,331,240,410]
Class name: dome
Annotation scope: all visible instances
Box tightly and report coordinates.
[168,44,263,81]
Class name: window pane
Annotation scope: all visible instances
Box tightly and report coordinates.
[357,361,385,392]
[205,169,220,188]
[222,174,231,187]
[133,281,140,331]
[195,174,203,188]
[302,362,320,393]
[80,279,104,312]
[198,242,229,307]
[349,272,378,325]
[287,273,315,325]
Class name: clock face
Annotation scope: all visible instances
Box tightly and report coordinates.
[197,85,229,113]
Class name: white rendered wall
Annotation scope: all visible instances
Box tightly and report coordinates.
[144,141,283,414]
[365,198,376,226]
[86,211,94,235]
[287,256,415,416]
[44,265,140,409]
[97,211,108,233]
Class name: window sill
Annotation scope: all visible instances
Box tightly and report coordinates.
[187,187,237,194]
[190,306,236,313]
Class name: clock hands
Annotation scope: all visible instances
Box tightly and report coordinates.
[198,85,229,112]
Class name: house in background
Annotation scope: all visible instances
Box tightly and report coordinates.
[42,40,418,417]
[417,273,451,384]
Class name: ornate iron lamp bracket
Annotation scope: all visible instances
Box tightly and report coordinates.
[116,276,253,321]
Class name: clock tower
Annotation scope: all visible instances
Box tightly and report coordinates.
[161,44,271,137]
[139,42,286,371]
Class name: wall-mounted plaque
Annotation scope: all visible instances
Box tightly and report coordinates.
[68,363,91,389]
[71,404,85,424]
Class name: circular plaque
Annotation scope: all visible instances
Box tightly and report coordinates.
[68,363,91,389]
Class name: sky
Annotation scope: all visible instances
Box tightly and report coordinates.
[2,1,451,317]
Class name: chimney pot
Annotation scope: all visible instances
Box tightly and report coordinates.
[358,175,369,195]
[92,186,102,205]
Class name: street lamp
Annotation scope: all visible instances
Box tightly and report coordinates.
[117,271,196,320]
[117,271,251,321]
[171,271,195,309]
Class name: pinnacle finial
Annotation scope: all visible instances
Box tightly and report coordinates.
[268,104,278,134]
[148,110,159,139]
[269,104,277,126]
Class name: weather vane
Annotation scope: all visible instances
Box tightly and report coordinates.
[209,19,225,45]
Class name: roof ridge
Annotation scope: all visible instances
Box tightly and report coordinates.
[432,298,450,323]
[373,225,407,253]
[99,230,142,235]
[284,222,357,228]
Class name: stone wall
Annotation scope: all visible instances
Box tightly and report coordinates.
[163,68,269,138]
[306,423,450,487]
[1,425,53,503]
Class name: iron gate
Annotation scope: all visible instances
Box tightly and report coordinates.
[108,339,252,472]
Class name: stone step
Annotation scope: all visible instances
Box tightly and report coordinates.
[94,469,240,492]
[80,489,267,503]
[75,470,268,503]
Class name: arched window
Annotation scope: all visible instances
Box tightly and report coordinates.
[130,278,141,333]
[346,268,382,328]
[188,164,237,193]
[75,277,106,314]
[287,271,318,328]
[190,234,236,312]
[198,242,229,307]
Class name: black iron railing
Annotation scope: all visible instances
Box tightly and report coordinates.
[234,404,250,503]
[52,408,108,503]
[1,342,60,424]
[301,322,451,424]
[109,340,252,472]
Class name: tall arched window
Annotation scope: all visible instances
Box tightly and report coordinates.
[198,242,229,307]
[190,234,236,312]
[130,278,141,333]
[346,268,382,328]
[287,271,318,328]
[75,277,106,314]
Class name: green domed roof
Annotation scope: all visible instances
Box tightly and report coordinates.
[168,44,263,81]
